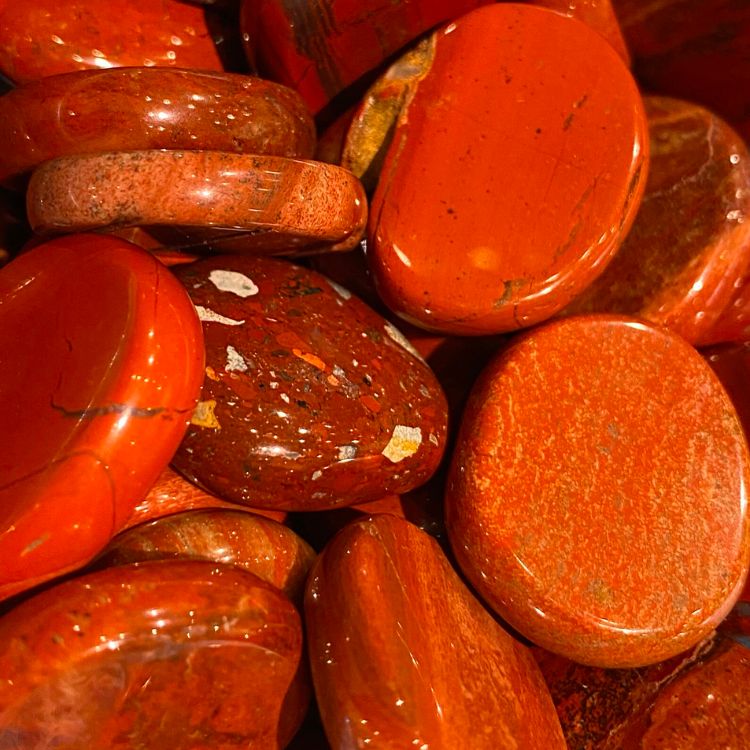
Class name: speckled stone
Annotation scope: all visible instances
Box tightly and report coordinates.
[564,97,750,344]
[368,4,648,335]
[535,633,750,749]
[0,561,306,748]
[99,509,315,603]
[27,150,367,256]
[0,68,315,185]
[446,315,750,668]
[0,0,224,83]
[305,515,566,748]
[172,255,448,510]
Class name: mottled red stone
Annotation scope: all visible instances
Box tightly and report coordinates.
[0,234,204,602]
[564,97,750,344]
[700,268,750,345]
[305,515,566,748]
[613,0,750,142]
[0,0,224,83]
[172,255,448,510]
[100,509,315,602]
[532,0,630,63]
[369,5,648,335]
[0,68,315,185]
[0,561,305,748]
[446,316,750,667]
[27,150,367,257]
[703,342,750,440]
[240,0,492,115]
[535,634,750,749]
[123,466,287,529]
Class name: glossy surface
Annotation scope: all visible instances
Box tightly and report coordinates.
[306,515,566,748]
[533,0,630,63]
[0,68,315,184]
[241,0,491,114]
[564,97,750,344]
[447,316,750,667]
[100,509,316,602]
[0,0,223,83]
[703,342,750,440]
[700,267,750,345]
[0,235,204,601]
[172,255,448,510]
[614,0,750,142]
[369,5,648,335]
[124,466,287,529]
[28,150,368,256]
[536,633,750,749]
[0,561,305,748]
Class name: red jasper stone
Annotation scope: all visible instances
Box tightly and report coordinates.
[27,150,367,256]
[240,0,492,115]
[0,68,315,185]
[564,97,750,344]
[172,255,448,510]
[0,561,305,748]
[123,466,288,529]
[532,0,630,64]
[446,316,750,667]
[369,4,648,335]
[703,342,750,440]
[700,268,750,345]
[0,0,224,84]
[535,634,750,749]
[100,509,316,602]
[613,0,750,143]
[305,515,566,748]
[0,234,204,601]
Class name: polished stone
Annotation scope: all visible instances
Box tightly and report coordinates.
[172,255,448,510]
[703,342,750,441]
[368,4,648,334]
[0,234,204,601]
[305,515,566,748]
[446,316,750,667]
[700,268,750,345]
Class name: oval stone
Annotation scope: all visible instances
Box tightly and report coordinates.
[446,316,750,667]
[700,268,750,345]
[0,68,316,185]
[0,234,204,601]
[305,515,566,748]
[368,4,648,335]
[172,256,448,510]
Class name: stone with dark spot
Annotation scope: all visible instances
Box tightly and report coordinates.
[172,255,448,510]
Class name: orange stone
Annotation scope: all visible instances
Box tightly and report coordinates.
[368,5,648,335]
[305,515,566,748]
[446,316,750,667]
[700,267,750,345]
[27,150,367,256]
[0,561,305,748]
[564,97,750,344]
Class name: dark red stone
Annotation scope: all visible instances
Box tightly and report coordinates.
[703,342,750,440]
[172,256,448,510]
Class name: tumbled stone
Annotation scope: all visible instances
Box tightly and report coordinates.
[172,255,448,510]
[368,4,648,334]
[100,509,315,602]
[0,68,315,185]
[305,515,566,748]
[27,150,367,256]
[703,342,750,440]
[240,0,492,114]
[564,97,750,344]
[0,234,204,602]
[0,0,224,83]
[446,315,750,667]
[700,268,750,345]
[0,561,305,748]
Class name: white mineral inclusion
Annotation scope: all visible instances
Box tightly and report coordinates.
[384,322,424,361]
[225,345,247,372]
[208,269,259,297]
[195,305,245,326]
[382,425,422,463]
